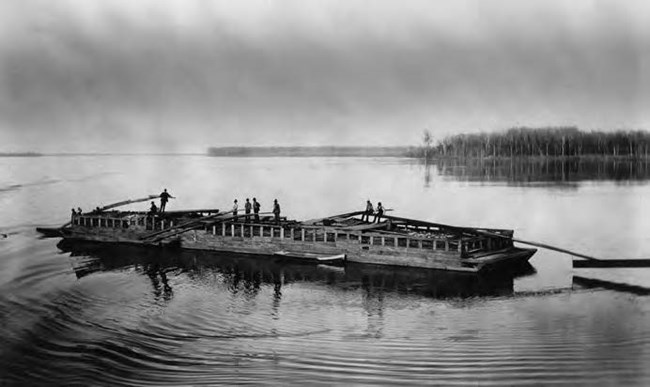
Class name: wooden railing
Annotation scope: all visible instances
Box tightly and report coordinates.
[209,222,512,253]
[72,215,175,231]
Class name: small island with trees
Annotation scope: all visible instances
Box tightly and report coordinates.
[412,126,650,160]
[411,127,650,183]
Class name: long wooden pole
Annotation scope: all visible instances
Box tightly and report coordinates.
[510,238,600,261]
[99,194,161,211]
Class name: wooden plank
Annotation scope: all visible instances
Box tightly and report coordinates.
[341,222,389,231]
[573,259,650,268]
[145,211,277,243]
[301,210,366,225]
[141,212,226,240]
[162,208,220,214]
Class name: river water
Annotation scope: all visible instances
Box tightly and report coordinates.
[1,155,650,385]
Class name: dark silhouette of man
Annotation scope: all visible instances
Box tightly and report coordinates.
[273,199,281,223]
[253,198,261,222]
[362,200,374,222]
[244,198,252,222]
[159,189,174,213]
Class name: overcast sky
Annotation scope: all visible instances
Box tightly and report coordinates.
[1,0,649,153]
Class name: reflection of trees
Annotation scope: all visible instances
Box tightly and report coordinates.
[431,157,650,185]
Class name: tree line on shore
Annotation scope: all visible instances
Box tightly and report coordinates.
[413,127,650,159]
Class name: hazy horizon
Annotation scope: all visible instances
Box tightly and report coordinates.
[1,0,649,153]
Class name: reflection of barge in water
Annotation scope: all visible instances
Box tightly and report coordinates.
[43,205,536,273]
[61,240,535,299]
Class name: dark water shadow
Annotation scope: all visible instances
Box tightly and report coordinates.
[428,158,650,187]
[57,240,535,300]
[573,276,650,296]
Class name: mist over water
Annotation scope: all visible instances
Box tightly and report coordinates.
[1,155,650,385]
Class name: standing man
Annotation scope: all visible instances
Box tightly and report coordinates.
[362,200,374,222]
[374,202,384,223]
[244,198,252,222]
[273,199,281,223]
[159,189,174,213]
[232,199,239,221]
[253,198,261,222]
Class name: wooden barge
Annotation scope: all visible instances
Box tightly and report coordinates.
[42,204,536,273]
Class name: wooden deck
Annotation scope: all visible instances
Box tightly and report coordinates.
[54,209,535,272]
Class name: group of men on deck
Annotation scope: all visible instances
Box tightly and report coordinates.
[149,189,281,223]
[232,197,281,223]
[362,200,385,223]
[149,189,381,225]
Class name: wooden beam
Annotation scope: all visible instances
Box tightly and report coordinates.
[573,259,650,268]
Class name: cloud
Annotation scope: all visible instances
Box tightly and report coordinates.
[1,0,649,152]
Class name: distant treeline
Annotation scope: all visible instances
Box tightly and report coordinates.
[0,152,42,157]
[413,127,650,159]
[207,146,411,157]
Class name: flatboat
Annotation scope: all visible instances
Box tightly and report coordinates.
[38,199,536,273]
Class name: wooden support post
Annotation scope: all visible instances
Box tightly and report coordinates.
[290,228,294,240]
[231,224,235,237]
[381,237,385,246]
[222,223,226,236]
[241,224,244,237]
[212,225,216,235]
[418,240,423,249]
[445,240,449,251]
[301,229,305,241]
[280,227,284,239]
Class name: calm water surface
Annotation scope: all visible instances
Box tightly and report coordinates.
[1,156,650,385]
